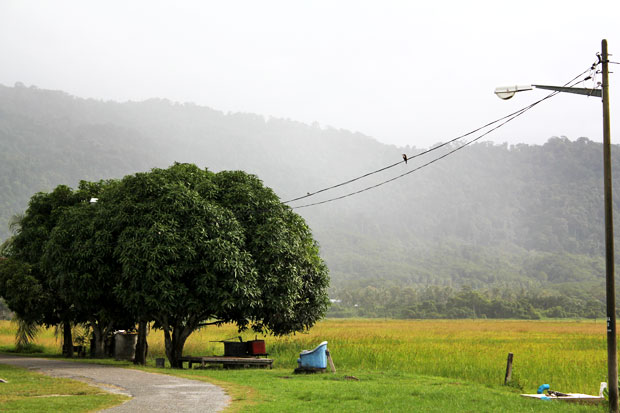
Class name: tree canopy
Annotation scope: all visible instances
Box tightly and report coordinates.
[42,191,134,357]
[0,185,90,355]
[0,163,330,366]
[102,164,329,366]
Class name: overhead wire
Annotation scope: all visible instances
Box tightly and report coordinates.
[289,64,597,210]
[291,102,543,209]
[283,104,557,204]
[284,63,599,205]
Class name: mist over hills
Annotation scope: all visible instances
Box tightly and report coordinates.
[1,83,617,318]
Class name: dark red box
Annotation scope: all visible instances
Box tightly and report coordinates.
[247,340,266,355]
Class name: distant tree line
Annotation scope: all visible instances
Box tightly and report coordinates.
[328,284,606,320]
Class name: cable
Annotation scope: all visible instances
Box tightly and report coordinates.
[283,105,551,204]
[284,64,598,205]
[290,67,593,210]
[291,105,536,209]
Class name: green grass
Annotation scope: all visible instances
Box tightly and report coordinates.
[156,367,605,413]
[0,363,129,412]
[0,319,611,412]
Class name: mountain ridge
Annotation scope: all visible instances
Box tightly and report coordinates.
[1,82,617,318]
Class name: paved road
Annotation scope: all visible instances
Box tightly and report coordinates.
[0,355,230,412]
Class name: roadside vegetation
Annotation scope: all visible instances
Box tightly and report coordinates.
[0,318,609,412]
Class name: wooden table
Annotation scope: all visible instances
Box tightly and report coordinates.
[178,356,273,369]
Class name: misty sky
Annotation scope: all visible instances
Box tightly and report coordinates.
[1,0,618,149]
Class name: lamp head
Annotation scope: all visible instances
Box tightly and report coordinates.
[494,85,534,100]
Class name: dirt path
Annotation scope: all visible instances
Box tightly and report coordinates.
[0,355,231,412]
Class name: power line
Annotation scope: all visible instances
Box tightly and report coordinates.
[284,64,598,205]
[284,105,552,204]
[291,106,536,209]
[290,66,594,210]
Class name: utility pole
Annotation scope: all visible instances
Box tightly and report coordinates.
[495,39,616,411]
[602,38,618,413]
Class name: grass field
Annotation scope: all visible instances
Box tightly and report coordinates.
[0,318,611,412]
[163,318,609,394]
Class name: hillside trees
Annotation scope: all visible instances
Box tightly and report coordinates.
[328,278,605,320]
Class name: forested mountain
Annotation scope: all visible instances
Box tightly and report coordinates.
[1,83,617,319]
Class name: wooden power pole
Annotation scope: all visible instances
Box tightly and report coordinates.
[602,38,618,413]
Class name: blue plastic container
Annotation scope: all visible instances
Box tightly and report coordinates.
[297,341,328,369]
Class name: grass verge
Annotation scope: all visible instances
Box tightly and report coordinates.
[133,366,608,413]
[28,357,605,413]
[0,363,129,412]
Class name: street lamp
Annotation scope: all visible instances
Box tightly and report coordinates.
[496,39,615,411]
[494,84,601,100]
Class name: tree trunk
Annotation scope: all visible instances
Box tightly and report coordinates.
[91,323,106,358]
[163,322,191,369]
[133,319,148,365]
[62,320,73,358]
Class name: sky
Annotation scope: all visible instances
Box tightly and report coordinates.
[1,0,619,149]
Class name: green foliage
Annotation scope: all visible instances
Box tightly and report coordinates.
[213,170,330,334]
[0,185,91,328]
[1,160,329,366]
[327,245,609,320]
[42,190,134,356]
[99,164,329,366]
[14,317,40,350]
[0,260,47,324]
[328,283,608,320]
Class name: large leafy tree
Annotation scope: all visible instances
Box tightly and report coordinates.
[0,186,85,356]
[213,171,330,334]
[1,163,329,366]
[42,191,135,357]
[0,180,139,359]
[0,259,45,323]
[102,163,329,367]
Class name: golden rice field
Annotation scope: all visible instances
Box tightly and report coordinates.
[0,318,609,396]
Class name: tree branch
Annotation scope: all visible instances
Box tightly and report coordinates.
[196,320,224,328]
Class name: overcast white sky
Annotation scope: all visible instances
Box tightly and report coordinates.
[1,0,618,148]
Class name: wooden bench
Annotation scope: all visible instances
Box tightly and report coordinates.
[178,355,273,369]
